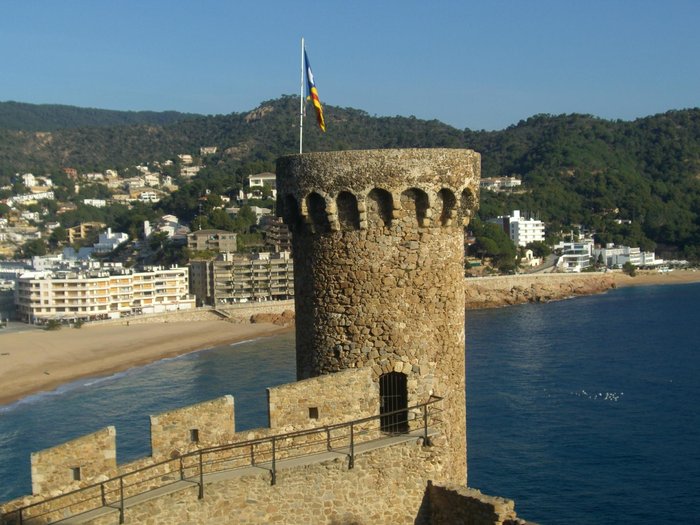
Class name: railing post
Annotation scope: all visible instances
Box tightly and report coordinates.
[198,451,204,499]
[326,426,331,451]
[119,476,125,524]
[179,456,185,480]
[423,403,429,442]
[251,443,255,466]
[349,422,355,469]
[17,508,23,525]
[100,482,106,506]
[271,436,277,485]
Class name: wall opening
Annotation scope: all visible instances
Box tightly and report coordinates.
[437,188,457,226]
[461,188,477,225]
[306,192,331,233]
[401,188,429,226]
[71,467,81,482]
[379,372,409,434]
[367,188,393,227]
[308,407,319,419]
[283,194,302,232]
[336,191,361,231]
[189,429,200,443]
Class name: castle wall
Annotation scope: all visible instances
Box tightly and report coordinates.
[150,395,235,459]
[428,483,521,525]
[277,149,480,486]
[268,367,377,429]
[86,438,441,525]
[30,426,117,496]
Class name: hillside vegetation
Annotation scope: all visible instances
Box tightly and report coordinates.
[0,101,199,132]
[1,96,699,257]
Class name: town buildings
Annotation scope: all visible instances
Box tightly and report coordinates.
[187,229,238,253]
[15,265,195,323]
[489,209,545,247]
[189,251,294,306]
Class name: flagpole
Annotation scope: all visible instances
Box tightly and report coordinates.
[299,37,305,154]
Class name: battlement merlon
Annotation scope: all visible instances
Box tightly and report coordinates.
[276,148,481,231]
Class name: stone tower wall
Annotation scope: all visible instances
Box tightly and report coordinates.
[276,148,480,485]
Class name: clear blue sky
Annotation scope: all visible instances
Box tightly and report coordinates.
[1,0,698,130]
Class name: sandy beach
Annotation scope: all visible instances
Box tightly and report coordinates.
[1,269,698,408]
[611,268,700,288]
[0,320,291,407]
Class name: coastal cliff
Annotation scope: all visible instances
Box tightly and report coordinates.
[464,273,615,309]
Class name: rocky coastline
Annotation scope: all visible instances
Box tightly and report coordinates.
[463,272,616,310]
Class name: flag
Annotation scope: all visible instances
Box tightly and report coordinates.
[304,48,326,132]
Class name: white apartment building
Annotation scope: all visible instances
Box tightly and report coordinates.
[594,243,662,268]
[554,239,595,273]
[479,176,522,192]
[15,266,195,324]
[93,228,129,254]
[508,210,545,247]
[7,191,54,206]
[489,210,545,247]
[83,199,107,208]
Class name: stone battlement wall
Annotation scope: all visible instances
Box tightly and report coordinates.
[2,364,529,525]
[0,369,380,511]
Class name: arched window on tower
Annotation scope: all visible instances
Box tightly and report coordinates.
[401,188,429,226]
[379,372,409,434]
[461,188,477,225]
[336,191,360,231]
[283,194,302,232]
[306,192,331,233]
[437,188,457,226]
[367,188,393,228]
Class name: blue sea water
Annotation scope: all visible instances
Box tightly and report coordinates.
[1,284,699,524]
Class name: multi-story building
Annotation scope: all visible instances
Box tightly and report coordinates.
[556,239,594,273]
[66,222,106,244]
[15,266,195,323]
[261,216,292,253]
[189,251,294,306]
[490,210,545,247]
[187,229,237,253]
[593,243,662,268]
[479,176,522,192]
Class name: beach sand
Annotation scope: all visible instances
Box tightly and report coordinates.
[0,320,291,407]
[612,268,700,288]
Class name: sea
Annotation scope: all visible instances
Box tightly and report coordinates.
[1,283,699,524]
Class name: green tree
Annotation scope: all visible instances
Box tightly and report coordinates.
[19,238,48,257]
[622,261,637,276]
[526,241,551,258]
[48,226,68,248]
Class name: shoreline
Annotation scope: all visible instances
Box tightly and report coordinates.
[0,320,293,407]
[1,270,698,408]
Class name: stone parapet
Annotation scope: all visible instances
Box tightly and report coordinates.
[150,396,235,459]
[30,427,117,496]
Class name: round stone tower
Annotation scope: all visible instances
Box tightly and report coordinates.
[276,148,480,484]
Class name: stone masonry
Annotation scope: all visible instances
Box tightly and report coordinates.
[277,148,481,486]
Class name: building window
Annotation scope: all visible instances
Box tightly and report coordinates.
[190,429,200,443]
[308,407,319,419]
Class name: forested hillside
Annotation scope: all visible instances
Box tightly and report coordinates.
[1,96,699,257]
[0,101,198,132]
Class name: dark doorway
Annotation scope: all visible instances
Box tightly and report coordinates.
[380,372,409,433]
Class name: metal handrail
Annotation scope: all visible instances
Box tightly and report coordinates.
[4,395,442,525]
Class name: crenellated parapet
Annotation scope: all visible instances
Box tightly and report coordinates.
[277,148,480,233]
